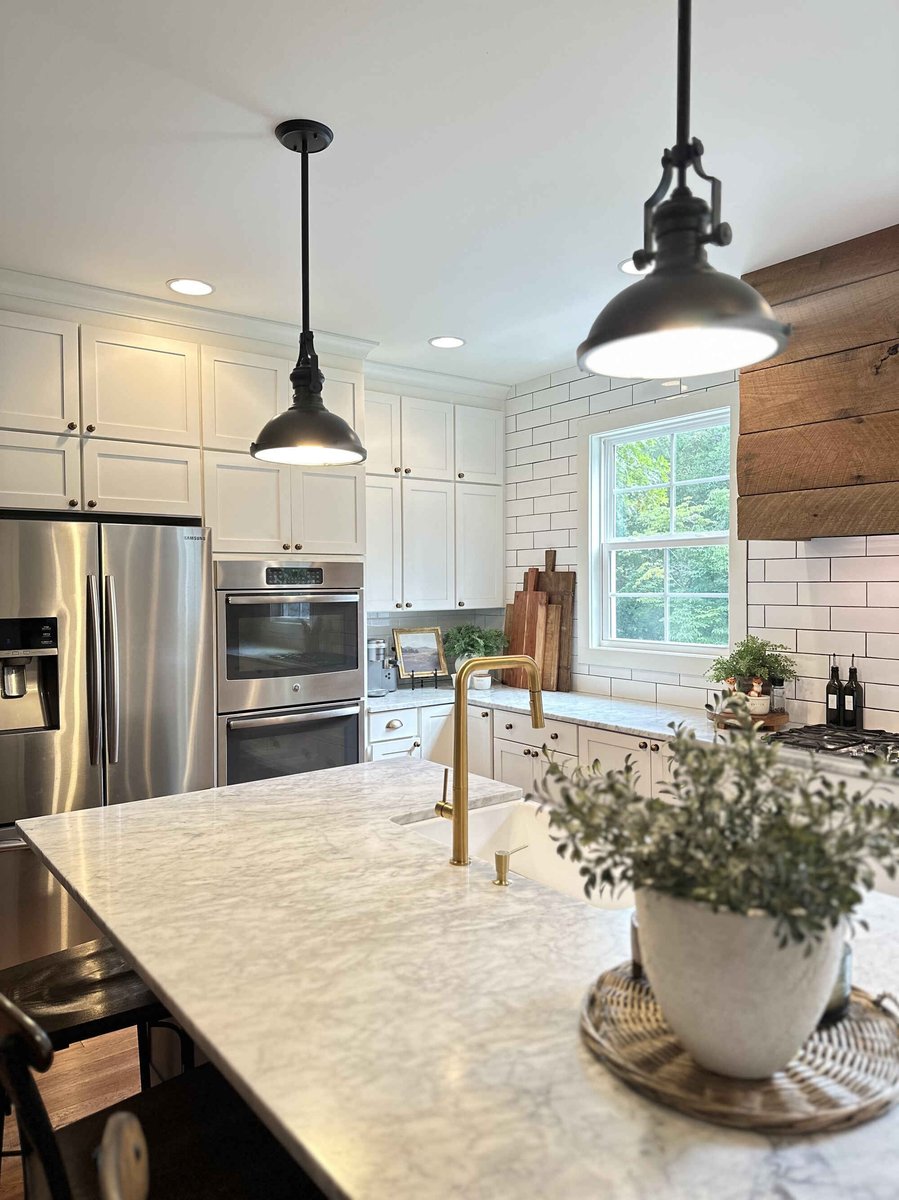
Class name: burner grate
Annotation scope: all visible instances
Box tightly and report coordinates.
[768,724,899,761]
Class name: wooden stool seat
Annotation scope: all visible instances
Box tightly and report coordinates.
[26,1063,326,1200]
[0,939,167,1050]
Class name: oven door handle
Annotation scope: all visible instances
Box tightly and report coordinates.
[224,593,359,606]
[226,706,361,732]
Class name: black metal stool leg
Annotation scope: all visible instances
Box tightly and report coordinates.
[136,1021,152,1091]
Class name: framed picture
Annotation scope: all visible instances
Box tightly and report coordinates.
[392,627,449,679]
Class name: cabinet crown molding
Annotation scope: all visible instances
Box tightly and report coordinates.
[363,359,507,408]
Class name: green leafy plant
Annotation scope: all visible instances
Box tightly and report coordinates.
[442,624,507,661]
[535,693,899,946]
[708,634,797,683]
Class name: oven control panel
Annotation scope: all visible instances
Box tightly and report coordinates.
[264,567,325,587]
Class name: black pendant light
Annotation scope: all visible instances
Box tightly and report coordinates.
[577,0,790,379]
[251,119,366,466]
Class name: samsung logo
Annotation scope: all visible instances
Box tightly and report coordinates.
[182,533,207,541]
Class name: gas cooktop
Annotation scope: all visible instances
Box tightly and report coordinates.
[767,724,899,762]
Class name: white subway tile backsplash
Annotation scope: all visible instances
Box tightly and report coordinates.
[516,515,551,533]
[532,458,562,479]
[516,407,555,431]
[531,420,570,446]
[748,627,797,649]
[516,444,552,465]
[764,605,830,630]
[796,582,867,607]
[533,530,569,549]
[550,510,578,529]
[748,582,797,605]
[506,393,534,415]
[632,669,681,685]
[611,678,657,702]
[832,608,899,634]
[748,604,765,625]
[747,559,764,582]
[532,383,570,410]
[550,437,578,458]
[590,389,633,413]
[551,397,589,422]
[515,478,552,498]
[845,657,899,685]
[570,374,611,399]
[656,683,708,710]
[515,375,552,396]
[506,464,533,484]
[832,556,899,581]
[506,429,533,450]
[863,683,899,711]
[632,380,683,404]
[506,533,534,551]
[866,536,899,556]
[797,536,867,558]
[533,493,570,514]
[506,498,534,517]
[550,473,578,494]
[867,582,899,606]
[796,629,866,656]
[791,653,831,679]
[570,672,612,697]
[682,369,736,390]
[748,540,796,559]
[764,558,829,582]
[550,366,589,386]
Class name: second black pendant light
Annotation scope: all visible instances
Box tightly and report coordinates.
[251,119,366,466]
[576,0,790,379]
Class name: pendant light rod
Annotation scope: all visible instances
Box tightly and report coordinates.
[676,0,691,186]
[300,136,310,349]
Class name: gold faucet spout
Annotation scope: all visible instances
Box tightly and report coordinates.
[438,655,544,866]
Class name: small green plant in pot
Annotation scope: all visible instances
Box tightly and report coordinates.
[442,624,507,674]
[707,635,798,715]
[535,693,899,1078]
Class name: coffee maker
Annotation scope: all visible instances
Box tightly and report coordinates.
[366,638,397,697]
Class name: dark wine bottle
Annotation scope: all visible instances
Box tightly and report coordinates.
[842,654,864,730]
[826,654,844,727]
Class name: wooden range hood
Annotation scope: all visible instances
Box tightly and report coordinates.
[737,224,899,541]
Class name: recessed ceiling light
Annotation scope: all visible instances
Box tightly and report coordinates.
[166,278,214,296]
[617,258,651,276]
[428,335,465,349]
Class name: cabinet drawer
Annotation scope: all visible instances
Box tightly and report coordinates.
[493,712,577,755]
[368,707,420,743]
[369,736,421,761]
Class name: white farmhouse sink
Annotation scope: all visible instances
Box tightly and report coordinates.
[410,799,633,909]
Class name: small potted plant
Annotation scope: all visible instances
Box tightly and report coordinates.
[536,693,899,1079]
[707,634,797,715]
[442,625,507,681]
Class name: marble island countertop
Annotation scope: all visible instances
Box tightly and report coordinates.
[19,760,899,1200]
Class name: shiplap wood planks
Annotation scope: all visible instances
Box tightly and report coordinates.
[743,223,899,306]
[739,481,899,542]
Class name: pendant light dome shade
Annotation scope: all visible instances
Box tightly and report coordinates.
[251,118,367,467]
[577,260,789,379]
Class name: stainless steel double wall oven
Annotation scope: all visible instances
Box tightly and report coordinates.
[215,560,365,784]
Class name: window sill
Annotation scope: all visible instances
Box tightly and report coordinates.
[579,643,716,677]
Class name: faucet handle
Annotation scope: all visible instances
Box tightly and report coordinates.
[493,844,527,887]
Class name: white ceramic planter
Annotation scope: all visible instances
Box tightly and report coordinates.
[634,888,845,1078]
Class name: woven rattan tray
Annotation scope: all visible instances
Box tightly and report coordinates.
[581,963,899,1133]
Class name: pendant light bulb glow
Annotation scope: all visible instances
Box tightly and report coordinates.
[578,0,789,380]
[251,119,367,468]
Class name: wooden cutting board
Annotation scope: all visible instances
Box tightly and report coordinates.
[542,603,561,690]
[506,567,547,688]
[529,550,576,691]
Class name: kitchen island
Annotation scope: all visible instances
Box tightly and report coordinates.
[18,759,899,1200]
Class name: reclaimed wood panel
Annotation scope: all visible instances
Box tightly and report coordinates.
[743,224,899,306]
[738,410,899,495]
[739,340,899,434]
[738,481,899,541]
[743,269,899,372]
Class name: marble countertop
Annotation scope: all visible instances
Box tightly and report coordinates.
[19,760,899,1200]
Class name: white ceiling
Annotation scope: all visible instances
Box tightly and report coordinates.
[1,0,897,385]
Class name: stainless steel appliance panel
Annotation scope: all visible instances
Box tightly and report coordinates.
[0,840,100,969]
[102,524,214,804]
[214,559,363,593]
[0,520,102,824]
[217,701,363,785]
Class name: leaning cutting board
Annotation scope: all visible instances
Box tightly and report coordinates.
[507,567,547,688]
[542,603,561,690]
[530,550,576,691]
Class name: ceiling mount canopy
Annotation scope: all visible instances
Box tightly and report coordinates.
[576,0,791,380]
[251,118,366,466]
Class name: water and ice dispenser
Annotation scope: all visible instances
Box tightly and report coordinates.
[0,617,59,733]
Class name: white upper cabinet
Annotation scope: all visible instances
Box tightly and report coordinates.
[322,368,364,442]
[0,311,80,435]
[365,476,403,611]
[200,346,291,452]
[82,439,202,517]
[204,451,292,554]
[454,406,504,485]
[402,478,454,610]
[400,396,454,480]
[291,466,365,556]
[0,431,81,510]
[364,390,402,476]
[455,483,504,609]
[80,326,200,446]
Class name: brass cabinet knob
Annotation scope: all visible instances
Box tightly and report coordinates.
[505,723,513,730]
[394,466,401,473]
[86,424,96,433]
[67,421,78,431]
[87,500,97,508]
[294,543,302,550]
[282,543,290,550]
[404,468,411,474]
[405,602,412,608]
[638,740,649,750]
[68,499,78,507]
[458,601,465,607]
[458,472,464,478]
[651,743,660,753]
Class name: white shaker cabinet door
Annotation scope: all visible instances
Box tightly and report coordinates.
[401,478,454,610]
[420,703,455,768]
[400,396,455,480]
[291,465,365,555]
[364,390,402,476]
[203,450,292,554]
[455,483,504,610]
[577,726,652,797]
[454,406,504,485]
[200,346,292,452]
[0,431,81,510]
[494,738,539,794]
[80,326,200,446]
[0,311,80,435]
[467,705,494,779]
[364,476,403,611]
[81,439,202,517]
[322,367,365,444]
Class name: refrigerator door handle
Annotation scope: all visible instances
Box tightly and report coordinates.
[104,575,121,764]
[86,574,103,766]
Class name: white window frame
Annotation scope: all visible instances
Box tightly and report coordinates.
[577,386,746,676]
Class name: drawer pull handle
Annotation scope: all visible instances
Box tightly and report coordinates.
[385,719,404,730]
[550,732,559,740]
[650,743,660,752]
[638,740,648,750]
[505,722,513,730]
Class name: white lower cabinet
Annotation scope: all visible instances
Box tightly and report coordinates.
[82,439,202,517]
[467,706,493,779]
[494,736,575,799]
[370,737,422,761]
[419,704,454,767]
[0,430,81,510]
[577,726,670,798]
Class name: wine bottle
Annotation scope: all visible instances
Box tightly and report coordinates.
[825,654,844,727]
[842,654,864,730]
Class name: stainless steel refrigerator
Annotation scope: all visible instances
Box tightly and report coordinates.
[0,517,214,967]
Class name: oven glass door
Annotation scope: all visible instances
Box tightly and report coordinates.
[221,704,362,785]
